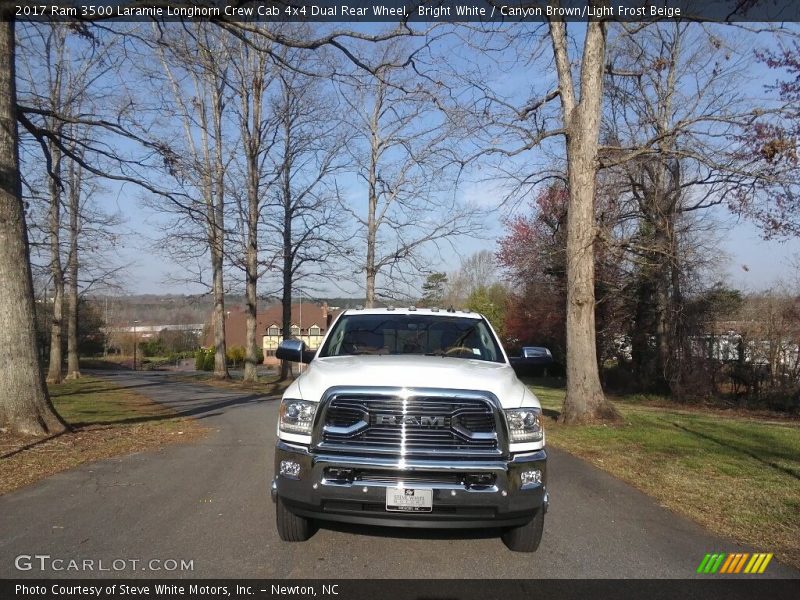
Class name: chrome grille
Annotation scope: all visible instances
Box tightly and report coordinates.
[317,391,500,455]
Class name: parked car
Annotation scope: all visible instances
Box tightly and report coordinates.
[509,346,554,377]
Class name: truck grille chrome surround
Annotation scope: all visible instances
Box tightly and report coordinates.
[313,387,507,457]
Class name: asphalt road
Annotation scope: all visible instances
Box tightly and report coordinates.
[1,371,796,579]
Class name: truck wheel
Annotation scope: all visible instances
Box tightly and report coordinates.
[276,496,316,542]
[501,508,544,552]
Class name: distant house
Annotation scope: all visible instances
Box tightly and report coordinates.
[105,323,205,340]
[204,302,339,366]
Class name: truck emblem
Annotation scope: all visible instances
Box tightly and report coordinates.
[374,414,446,427]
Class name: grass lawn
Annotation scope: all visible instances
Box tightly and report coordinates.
[0,376,207,495]
[526,379,800,569]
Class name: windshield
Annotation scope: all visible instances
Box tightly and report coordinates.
[318,313,506,363]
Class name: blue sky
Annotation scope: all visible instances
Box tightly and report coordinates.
[115,190,800,296]
[80,21,800,297]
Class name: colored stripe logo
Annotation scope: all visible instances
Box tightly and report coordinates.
[697,553,773,574]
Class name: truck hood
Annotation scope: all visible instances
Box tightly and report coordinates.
[287,355,537,409]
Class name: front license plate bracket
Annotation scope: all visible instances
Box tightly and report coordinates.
[385,487,433,512]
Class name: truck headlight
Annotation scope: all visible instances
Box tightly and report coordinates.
[504,408,543,443]
[279,399,317,435]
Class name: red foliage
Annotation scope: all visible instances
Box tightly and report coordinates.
[497,185,568,358]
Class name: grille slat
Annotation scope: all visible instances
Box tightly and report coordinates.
[319,393,499,454]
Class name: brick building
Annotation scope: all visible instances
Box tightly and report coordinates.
[204,302,338,365]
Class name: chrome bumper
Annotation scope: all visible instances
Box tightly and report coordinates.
[271,440,547,529]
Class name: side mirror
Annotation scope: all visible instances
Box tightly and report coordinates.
[523,347,554,365]
[510,346,554,375]
[276,339,314,364]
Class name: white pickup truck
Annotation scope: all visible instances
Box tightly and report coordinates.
[270,307,549,552]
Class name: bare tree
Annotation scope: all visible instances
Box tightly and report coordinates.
[547,12,621,422]
[0,12,427,433]
[445,250,500,307]
[61,139,122,379]
[18,22,126,381]
[466,8,777,420]
[226,30,348,382]
[64,145,82,379]
[600,23,768,396]
[0,15,66,435]
[444,9,619,421]
[147,24,234,379]
[227,27,346,382]
[337,41,482,306]
[227,26,277,382]
[29,24,69,384]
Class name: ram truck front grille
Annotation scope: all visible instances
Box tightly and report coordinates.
[316,391,501,456]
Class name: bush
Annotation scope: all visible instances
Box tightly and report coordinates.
[167,350,196,364]
[194,348,216,371]
[139,338,166,357]
[226,345,246,367]
[203,349,215,371]
[195,349,206,371]
[195,347,264,371]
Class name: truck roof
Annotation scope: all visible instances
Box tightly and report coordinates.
[342,307,484,319]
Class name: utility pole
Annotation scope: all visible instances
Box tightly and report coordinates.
[133,320,139,371]
[298,288,304,374]
[104,296,108,357]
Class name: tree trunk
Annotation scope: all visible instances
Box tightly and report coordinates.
[211,79,228,380]
[365,163,378,308]
[242,167,259,382]
[551,16,620,424]
[279,179,293,381]
[365,209,376,308]
[241,54,265,384]
[65,157,81,380]
[45,142,64,384]
[45,27,66,384]
[0,17,67,435]
[211,235,228,379]
[209,173,228,379]
[364,97,380,309]
[243,232,258,382]
[279,283,292,381]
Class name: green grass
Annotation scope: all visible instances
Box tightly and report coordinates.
[49,377,176,425]
[526,379,800,569]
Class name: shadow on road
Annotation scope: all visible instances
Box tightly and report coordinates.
[78,372,280,427]
[317,520,502,541]
[52,380,170,398]
[0,431,69,460]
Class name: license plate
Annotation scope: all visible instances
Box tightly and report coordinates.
[385,487,433,512]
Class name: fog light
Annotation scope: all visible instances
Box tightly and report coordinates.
[324,468,354,483]
[464,473,496,489]
[521,469,542,486]
[280,460,300,478]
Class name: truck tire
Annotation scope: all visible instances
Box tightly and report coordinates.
[501,508,544,552]
[276,496,316,542]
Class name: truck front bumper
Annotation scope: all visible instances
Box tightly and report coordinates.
[272,440,548,529]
